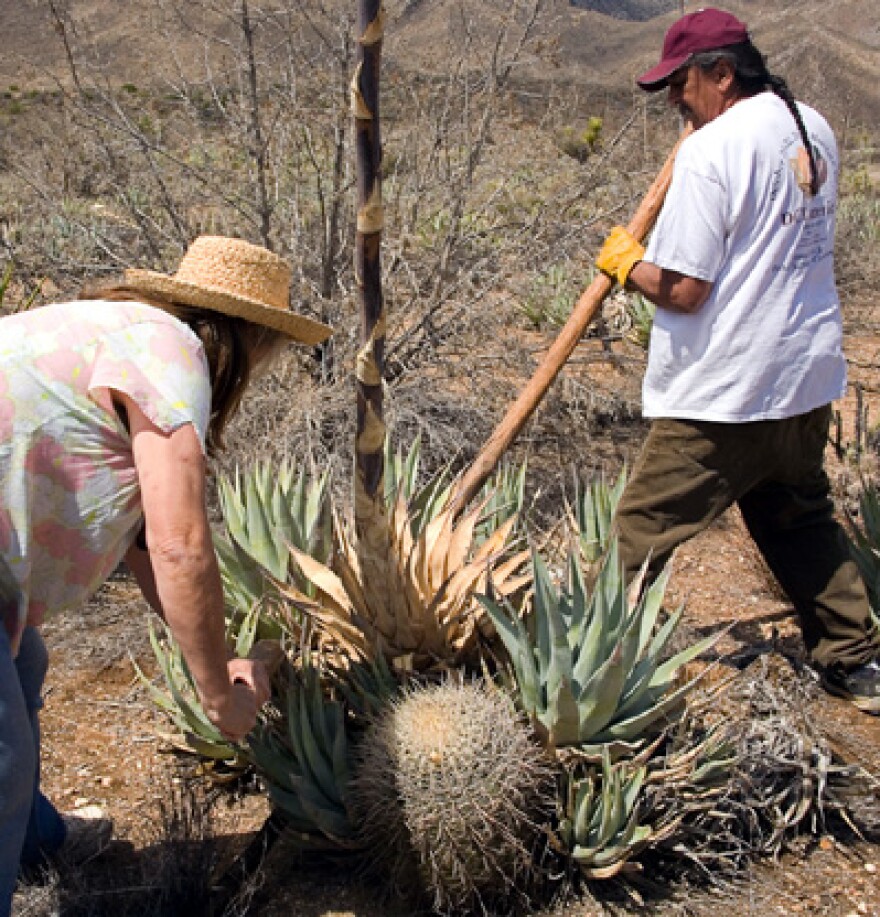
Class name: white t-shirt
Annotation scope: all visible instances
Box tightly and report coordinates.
[642,92,845,422]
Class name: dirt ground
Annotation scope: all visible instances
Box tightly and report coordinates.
[12,320,880,917]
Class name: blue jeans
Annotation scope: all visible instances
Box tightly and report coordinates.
[0,627,66,917]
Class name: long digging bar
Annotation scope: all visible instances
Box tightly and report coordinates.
[449,129,690,515]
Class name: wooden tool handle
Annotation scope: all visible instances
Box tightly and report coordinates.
[449,129,690,515]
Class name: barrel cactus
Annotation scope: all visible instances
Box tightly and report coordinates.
[349,679,554,914]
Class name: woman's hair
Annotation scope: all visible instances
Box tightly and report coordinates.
[690,41,821,196]
[82,283,287,453]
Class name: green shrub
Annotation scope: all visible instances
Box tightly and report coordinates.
[519,263,580,329]
[555,116,603,162]
[626,293,655,349]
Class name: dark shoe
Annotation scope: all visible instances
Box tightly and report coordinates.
[57,805,114,866]
[819,659,880,714]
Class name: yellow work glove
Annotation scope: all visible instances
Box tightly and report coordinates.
[595,226,645,287]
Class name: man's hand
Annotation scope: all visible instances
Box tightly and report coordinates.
[596,226,646,287]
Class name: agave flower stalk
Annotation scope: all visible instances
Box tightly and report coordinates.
[481,539,718,754]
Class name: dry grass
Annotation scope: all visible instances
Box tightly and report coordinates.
[13,778,262,917]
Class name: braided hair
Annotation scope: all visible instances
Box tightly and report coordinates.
[690,42,820,196]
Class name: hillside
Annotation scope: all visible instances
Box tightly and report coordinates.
[389,0,880,130]
[570,0,678,20]
[2,0,878,131]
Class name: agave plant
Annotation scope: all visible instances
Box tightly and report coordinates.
[625,292,655,349]
[134,610,263,767]
[332,651,399,720]
[481,540,717,755]
[383,435,451,537]
[248,654,357,847]
[214,458,333,614]
[281,487,531,671]
[555,716,738,879]
[642,720,739,830]
[556,746,661,878]
[476,459,528,545]
[572,466,627,567]
[384,436,525,544]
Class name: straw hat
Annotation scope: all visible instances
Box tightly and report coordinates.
[124,236,333,345]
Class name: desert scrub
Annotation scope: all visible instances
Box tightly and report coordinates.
[0,261,42,315]
[554,116,603,162]
[518,263,580,329]
[349,679,554,913]
[835,162,880,295]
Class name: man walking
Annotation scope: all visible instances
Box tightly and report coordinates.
[596,8,880,711]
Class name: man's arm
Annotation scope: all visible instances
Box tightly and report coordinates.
[627,261,712,314]
[596,224,713,314]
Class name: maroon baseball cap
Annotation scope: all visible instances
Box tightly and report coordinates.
[637,7,750,91]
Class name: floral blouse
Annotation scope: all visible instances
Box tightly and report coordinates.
[0,299,211,654]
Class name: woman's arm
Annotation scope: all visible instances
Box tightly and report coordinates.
[117,390,268,741]
[124,538,162,616]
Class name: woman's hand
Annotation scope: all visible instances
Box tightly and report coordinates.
[228,657,271,705]
[203,680,260,743]
[204,660,271,743]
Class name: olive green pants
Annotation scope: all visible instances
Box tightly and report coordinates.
[614,405,880,669]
